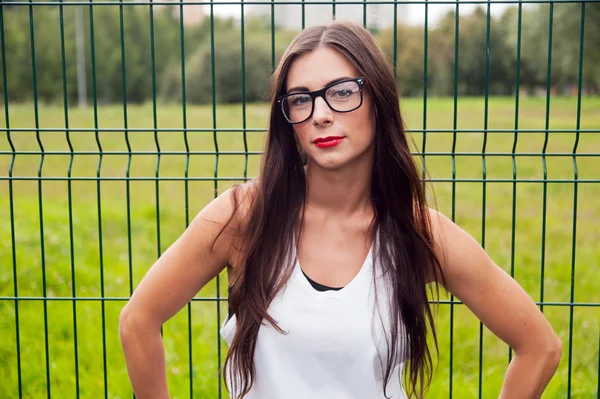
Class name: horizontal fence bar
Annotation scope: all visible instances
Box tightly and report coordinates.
[0,176,598,183]
[1,128,599,134]
[1,297,598,307]
[0,176,600,183]
[0,151,596,157]
[2,0,597,6]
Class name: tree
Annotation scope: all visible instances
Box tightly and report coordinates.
[160,19,293,105]
[378,23,425,97]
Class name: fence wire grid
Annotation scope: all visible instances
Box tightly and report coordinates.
[1,0,599,398]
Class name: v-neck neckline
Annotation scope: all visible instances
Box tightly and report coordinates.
[292,231,377,299]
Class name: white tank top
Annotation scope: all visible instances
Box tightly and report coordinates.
[219,230,408,398]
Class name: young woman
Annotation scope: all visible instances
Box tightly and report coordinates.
[119,22,562,399]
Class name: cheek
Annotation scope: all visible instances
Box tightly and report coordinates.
[290,127,309,163]
[292,124,312,148]
[354,93,376,137]
[353,107,376,142]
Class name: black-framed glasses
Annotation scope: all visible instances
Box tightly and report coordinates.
[277,77,365,124]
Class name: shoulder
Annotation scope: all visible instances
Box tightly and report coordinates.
[200,179,258,230]
[186,180,258,266]
[426,207,481,282]
[426,207,496,292]
[425,207,450,261]
[426,207,475,253]
[203,180,259,281]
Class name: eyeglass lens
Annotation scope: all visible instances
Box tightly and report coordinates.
[282,80,362,123]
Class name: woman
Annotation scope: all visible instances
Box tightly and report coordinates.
[119,22,562,399]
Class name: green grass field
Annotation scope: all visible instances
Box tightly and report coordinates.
[1,96,599,398]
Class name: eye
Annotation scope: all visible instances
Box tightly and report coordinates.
[290,95,311,106]
[327,82,358,99]
[334,89,353,98]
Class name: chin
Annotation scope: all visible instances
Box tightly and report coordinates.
[309,155,351,171]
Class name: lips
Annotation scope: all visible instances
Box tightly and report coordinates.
[313,136,344,149]
[312,136,345,144]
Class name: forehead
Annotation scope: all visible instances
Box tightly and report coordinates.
[286,46,360,91]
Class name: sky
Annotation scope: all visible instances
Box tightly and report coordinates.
[202,0,523,27]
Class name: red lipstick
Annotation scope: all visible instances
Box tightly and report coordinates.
[313,136,344,148]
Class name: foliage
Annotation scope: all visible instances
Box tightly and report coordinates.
[160,24,293,104]
[1,3,599,103]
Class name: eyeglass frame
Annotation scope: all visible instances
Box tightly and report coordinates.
[277,77,366,124]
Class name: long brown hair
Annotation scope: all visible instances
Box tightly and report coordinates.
[220,21,443,398]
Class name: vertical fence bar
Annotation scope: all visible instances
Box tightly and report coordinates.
[421,0,428,181]
[177,1,193,395]
[118,3,134,397]
[301,0,305,29]
[363,0,367,28]
[271,0,275,71]
[208,4,223,397]
[508,0,523,364]
[1,4,22,396]
[392,1,396,77]
[332,0,336,21]
[58,1,80,396]
[540,1,553,315]
[449,3,460,397]
[567,3,585,396]
[148,6,163,371]
[28,3,52,397]
[118,15,134,397]
[149,0,161,260]
[241,0,248,181]
[87,0,108,395]
[118,1,132,300]
[478,1,492,397]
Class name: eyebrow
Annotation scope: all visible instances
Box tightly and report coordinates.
[286,76,354,94]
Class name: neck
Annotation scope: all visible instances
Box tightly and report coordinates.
[304,153,374,218]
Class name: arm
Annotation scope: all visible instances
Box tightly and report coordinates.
[119,187,246,399]
[429,209,562,399]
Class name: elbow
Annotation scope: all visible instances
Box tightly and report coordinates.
[119,304,134,344]
[514,332,562,373]
[119,304,146,344]
[546,333,563,370]
[534,332,562,375]
[119,304,161,344]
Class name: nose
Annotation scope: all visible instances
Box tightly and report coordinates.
[312,96,333,127]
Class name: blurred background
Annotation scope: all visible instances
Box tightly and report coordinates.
[0,0,599,398]
[1,0,599,104]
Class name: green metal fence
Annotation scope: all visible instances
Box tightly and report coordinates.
[1,0,599,398]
